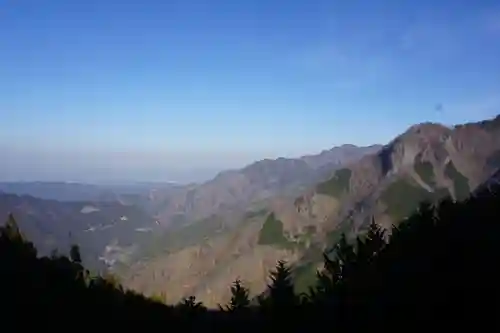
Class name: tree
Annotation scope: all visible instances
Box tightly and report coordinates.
[0,213,36,258]
[178,296,205,310]
[69,244,82,264]
[356,219,386,266]
[225,278,250,311]
[266,260,297,309]
[2,213,24,241]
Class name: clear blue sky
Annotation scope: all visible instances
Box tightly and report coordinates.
[0,0,499,182]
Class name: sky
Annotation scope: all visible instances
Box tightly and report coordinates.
[0,0,499,183]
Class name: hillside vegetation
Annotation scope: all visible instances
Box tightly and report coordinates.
[380,178,448,221]
[257,213,292,248]
[316,168,352,197]
[3,179,500,330]
[414,160,435,186]
[445,161,470,200]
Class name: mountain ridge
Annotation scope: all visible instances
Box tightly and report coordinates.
[0,144,382,275]
[125,115,500,307]
[148,144,382,225]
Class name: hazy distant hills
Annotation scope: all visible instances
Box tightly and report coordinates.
[0,181,182,203]
[126,115,500,307]
[0,180,187,271]
[0,192,161,271]
[0,182,118,202]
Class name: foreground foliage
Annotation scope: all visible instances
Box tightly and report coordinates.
[1,183,500,330]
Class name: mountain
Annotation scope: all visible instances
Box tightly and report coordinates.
[0,181,118,202]
[146,144,382,226]
[294,117,500,237]
[0,145,378,276]
[3,179,500,329]
[0,193,161,271]
[287,117,500,289]
[0,181,182,207]
[124,115,500,307]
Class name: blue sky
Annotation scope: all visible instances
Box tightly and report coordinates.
[0,0,499,182]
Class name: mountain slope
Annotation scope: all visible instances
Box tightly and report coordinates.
[125,115,500,307]
[298,117,500,234]
[148,144,382,225]
[289,116,500,290]
[0,193,160,271]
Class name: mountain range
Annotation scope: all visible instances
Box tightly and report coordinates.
[124,115,500,307]
[0,143,379,273]
[139,144,382,226]
[2,115,499,307]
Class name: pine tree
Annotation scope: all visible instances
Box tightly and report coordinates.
[266,260,297,309]
[178,295,206,317]
[357,219,386,262]
[323,252,342,283]
[225,278,250,311]
[3,213,24,241]
[334,233,357,281]
[69,244,89,283]
[69,244,82,264]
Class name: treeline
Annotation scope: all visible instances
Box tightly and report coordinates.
[1,183,500,331]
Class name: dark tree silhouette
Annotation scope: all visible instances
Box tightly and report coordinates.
[177,295,206,317]
[3,213,24,241]
[69,244,82,264]
[224,278,250,311]
[1,180,500,330]
[261,260,297,311]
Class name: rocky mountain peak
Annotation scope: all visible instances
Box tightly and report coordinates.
[376,123,452,177]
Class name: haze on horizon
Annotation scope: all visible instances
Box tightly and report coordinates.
[1,0,499,183]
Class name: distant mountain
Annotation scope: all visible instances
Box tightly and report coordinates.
[0,193,161,271]
[125,115,500,307]
[300,144,381,169]
[148,144,382,225]
[0,181,183,203]
[0,181,117,202]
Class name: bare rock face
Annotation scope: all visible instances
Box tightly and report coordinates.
[446,120,500,188]
[282,116,500,269]
[325,117,500,231]
[385,123,451,175]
